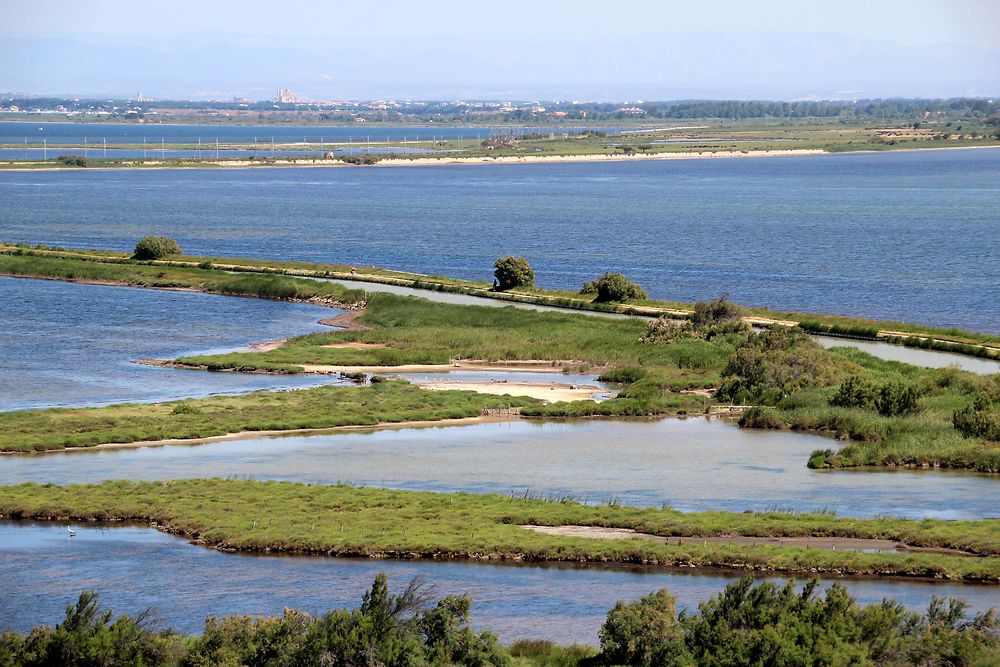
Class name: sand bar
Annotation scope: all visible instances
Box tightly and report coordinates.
[521,525,974,556]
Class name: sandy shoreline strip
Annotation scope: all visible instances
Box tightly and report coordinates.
[3,144,997,172]
[417,380,602,402]
[521,525,974,556]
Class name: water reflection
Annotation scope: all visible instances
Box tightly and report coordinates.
[5,419,994,520]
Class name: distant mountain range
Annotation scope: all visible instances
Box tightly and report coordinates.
[2,31,998,101]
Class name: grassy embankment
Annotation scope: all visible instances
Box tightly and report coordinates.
[4,243,999,353]
[2,246,998,469]
[0,382,538,453]
[1,479,998,581]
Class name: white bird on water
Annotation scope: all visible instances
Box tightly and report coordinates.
[67,527,76,537]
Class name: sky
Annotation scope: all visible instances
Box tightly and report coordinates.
[1,0,998,100]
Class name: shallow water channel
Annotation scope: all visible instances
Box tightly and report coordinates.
[1,522,996,643]
[5,419,994,520]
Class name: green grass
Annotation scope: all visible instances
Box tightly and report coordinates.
[1,479,998,581]
[0,382,538,453]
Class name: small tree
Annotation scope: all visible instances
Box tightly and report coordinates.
[586,271,648,302]
[133,236,182,260]
[493,256,534,290]
[599,589,682,666]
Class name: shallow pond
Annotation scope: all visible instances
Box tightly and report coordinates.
[5,419,994,520]
[1,522,995,643]
[0,277,345,411]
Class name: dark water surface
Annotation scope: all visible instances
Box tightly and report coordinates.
[0,277,343,410]
[1,523,996,643]
[5,419,994,520]
[2,148,998,332]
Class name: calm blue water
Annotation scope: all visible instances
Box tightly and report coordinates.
[1,523,995,643]
[4,419,995,520]
[2,148,997,332]
[0,277,344,410]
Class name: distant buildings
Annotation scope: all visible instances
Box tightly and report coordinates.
[276,88,300,103]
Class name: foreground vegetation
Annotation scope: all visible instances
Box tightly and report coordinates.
[0,382,538,453]
[3,576,997,666]
[1,480,998,581]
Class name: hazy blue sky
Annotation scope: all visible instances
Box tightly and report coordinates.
[2,0,998,99]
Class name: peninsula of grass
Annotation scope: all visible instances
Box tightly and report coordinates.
[3,244,998,469]
[3,243,999,353]
[0,382,538,453]
[2,480,998,581]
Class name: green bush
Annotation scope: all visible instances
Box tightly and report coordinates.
[56,154,89,167]
[596,578,1000,667]
[875,382,920,416]
[830,376,878,409]
[718,328,841,404]
[691,295,743,326]
[493,256,535,290]
[584,271,648,302]
[132,236,182,260]
[599,589,680,666]
[953,393,1000,440]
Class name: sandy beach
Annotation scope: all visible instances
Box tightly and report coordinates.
[520,525,973,555]
[417,380,603,402]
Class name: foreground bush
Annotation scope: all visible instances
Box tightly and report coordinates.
[0,575,507,667]
[3,578,997,666]
[493,256,535,290]
[595,578,1000,667]
[133,236,182,260]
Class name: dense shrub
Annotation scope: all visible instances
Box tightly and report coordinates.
[717,328,841,404]
[56,154,89,167]
[133,236,182,260]
[690,295,744,326]
[875,382,920,416]
[0,576,507,667]
[830,377,921,416]
[339,154,382,165]
[493,256,535,290]
[595,578,1000,666]
[953,393,1000,441]
[583,272,647,302]
[599,589,681,666]
[4,578,998,666]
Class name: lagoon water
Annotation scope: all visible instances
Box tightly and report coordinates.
[2,522,996,643]
[0,277,343,411]
[2,148,999,333]
[5,419,995,520]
